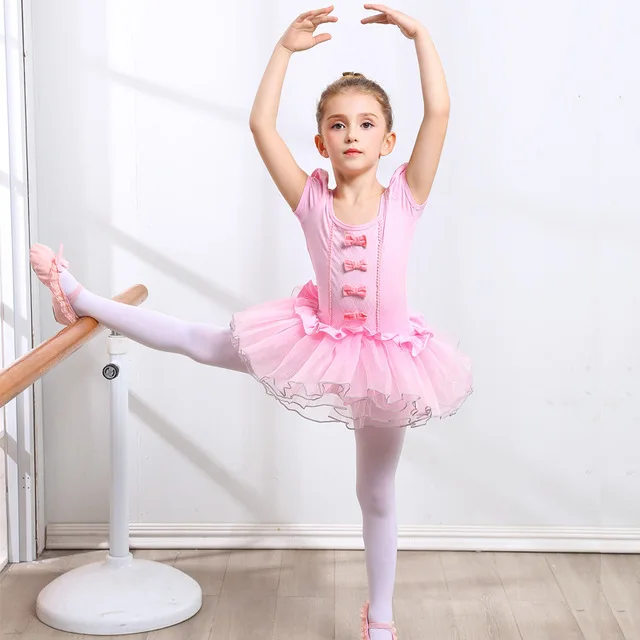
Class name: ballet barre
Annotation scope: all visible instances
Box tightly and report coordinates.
[0,284,148,408]
[0,284,202,635]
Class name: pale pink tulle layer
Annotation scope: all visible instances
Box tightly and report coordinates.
[230,281,473,430]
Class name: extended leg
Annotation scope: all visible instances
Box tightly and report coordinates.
[59,269,246,371]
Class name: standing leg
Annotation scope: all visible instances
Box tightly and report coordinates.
[355,426,407,640]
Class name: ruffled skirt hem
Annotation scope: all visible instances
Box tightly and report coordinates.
[230,282,473,430]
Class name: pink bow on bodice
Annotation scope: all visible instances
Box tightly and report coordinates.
[344,234,367,248]
[344,259,368,272]
[343,311,368,321]
[343,285,367,298]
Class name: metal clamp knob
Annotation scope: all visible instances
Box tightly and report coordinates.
[102,364,120,380]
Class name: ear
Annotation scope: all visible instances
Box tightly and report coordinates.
[379,131,397,158]
[314,134,329,158]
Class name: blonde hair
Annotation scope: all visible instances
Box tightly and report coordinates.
[315,72,393,134]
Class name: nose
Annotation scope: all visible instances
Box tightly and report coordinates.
[345,128,358,143]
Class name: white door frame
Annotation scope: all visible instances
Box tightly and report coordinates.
[1,0,41,563]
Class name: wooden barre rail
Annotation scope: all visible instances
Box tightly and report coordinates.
[0,284,148,408]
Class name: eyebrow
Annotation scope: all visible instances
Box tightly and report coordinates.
[326,112,379,121]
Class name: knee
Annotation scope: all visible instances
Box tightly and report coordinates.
[356,480,395,517]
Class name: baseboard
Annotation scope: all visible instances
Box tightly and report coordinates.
[45,523,640,553]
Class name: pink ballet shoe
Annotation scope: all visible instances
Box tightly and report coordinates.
[29,243,82,325]
[360,601,397,640]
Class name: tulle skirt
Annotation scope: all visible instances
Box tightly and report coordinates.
[230,281,473,430]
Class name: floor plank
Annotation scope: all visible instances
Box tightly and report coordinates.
[173,549,229,596]
[601,554,640,640]
[545,552,625,640]
[0,549,638,639]
[440,551,524,639]
[209,590,278,640]
[278,550,335,599]
[219,549,282,595]
[273,596,334,640]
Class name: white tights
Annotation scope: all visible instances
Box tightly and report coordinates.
[60,269,405,639]
[356,426,406,639]
[61,271,246,372]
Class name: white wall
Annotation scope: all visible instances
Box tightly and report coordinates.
[29,0,640,548]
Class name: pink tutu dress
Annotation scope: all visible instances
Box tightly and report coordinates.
[230,163,473,429]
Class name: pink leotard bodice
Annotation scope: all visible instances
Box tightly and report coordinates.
[293,162,427,338]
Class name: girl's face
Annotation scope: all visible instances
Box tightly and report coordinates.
[315,92,395,172]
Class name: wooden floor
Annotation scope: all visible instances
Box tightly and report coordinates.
[0,549,638,639]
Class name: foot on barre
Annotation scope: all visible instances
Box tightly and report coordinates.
[29,243,83,325]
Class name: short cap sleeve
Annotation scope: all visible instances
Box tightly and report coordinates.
[387,162,428,216]
[293,168,329,219]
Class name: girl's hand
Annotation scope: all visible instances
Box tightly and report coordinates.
[280,5,338,53]
[361,4,423,40]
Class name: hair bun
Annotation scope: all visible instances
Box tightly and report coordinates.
[342,71,364,78]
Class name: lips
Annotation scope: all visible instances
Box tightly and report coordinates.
[344,150,362,155]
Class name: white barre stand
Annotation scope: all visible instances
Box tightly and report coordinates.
[36,331,202,635]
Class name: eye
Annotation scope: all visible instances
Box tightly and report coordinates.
[331,122,345,130]
[362,121,374,129]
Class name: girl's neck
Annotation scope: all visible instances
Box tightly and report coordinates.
[332,166,384,204]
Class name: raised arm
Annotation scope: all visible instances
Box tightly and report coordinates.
[362,4,450,204]
[249,6,337,211]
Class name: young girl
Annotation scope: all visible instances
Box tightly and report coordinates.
[30,4,472,638]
